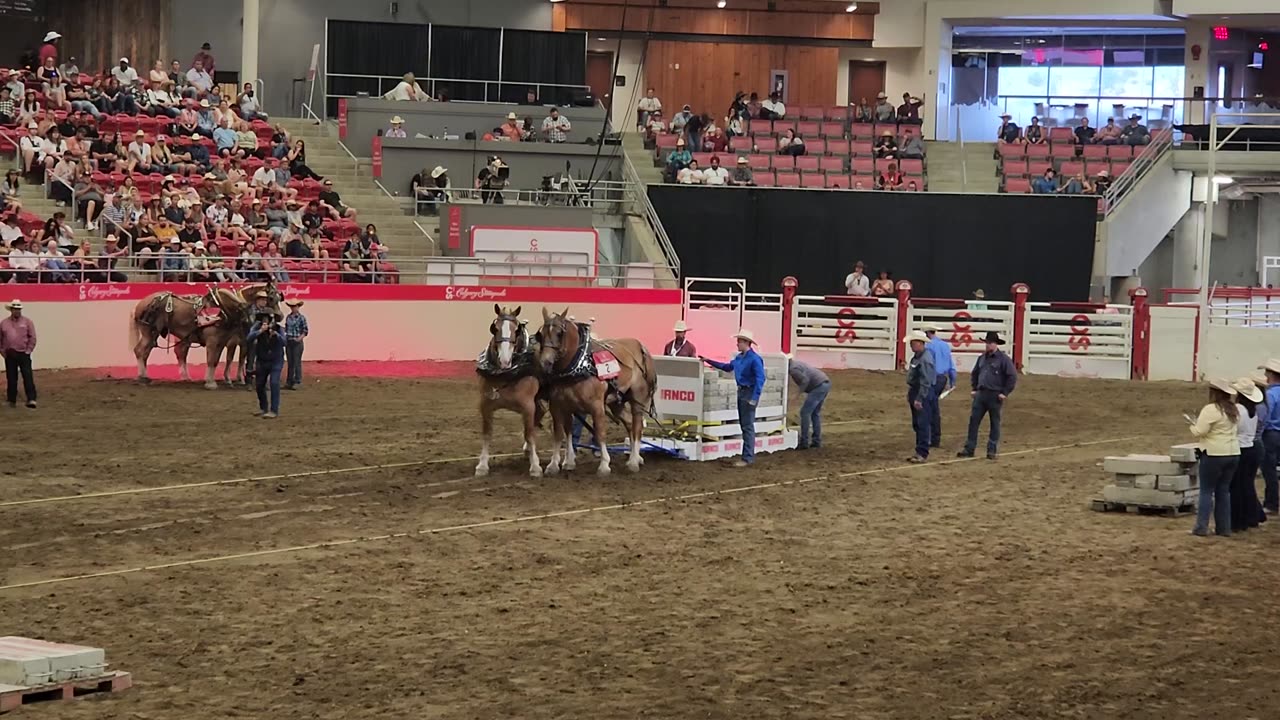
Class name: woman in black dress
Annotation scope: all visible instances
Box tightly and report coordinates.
[286,140,323,181]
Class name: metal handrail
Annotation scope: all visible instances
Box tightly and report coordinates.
[956,104,967,192]
[299,103,324,126]
[414,183,631,215]
[1101,128,1173,215]
[620,151,680,276]
[326,71,589,106]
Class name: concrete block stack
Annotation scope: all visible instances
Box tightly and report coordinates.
[760,366,785,408]
[1099,445,1200,509]
[701,366,738,413]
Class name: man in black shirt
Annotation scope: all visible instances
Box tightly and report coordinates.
[997,113,1020,144]
[179,217,203,248]
[302,200,327,236]
[1073,116,1096,146]
[477,156,508,204]
[317,179,356,220]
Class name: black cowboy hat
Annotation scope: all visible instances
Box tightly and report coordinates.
[982,331,1005,345]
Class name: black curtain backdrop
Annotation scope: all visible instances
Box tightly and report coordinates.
[499,29,586,104]
[429,25,501,102]
[326,20,430,101]
[649,187,1097,301]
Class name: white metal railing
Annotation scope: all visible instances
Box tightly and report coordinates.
[622,150,680,275]
[325,71,590,108]
[792,295,899,354]
[956,104,967,192]
[1102,127,1173,216]
[413,181,631,216]
[421,256,673,288]
[907,300,1014,373]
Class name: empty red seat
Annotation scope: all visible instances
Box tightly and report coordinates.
[997,143,1026,158]
[729,136,752,152]
[1005,177,1032,193]
[800,173,826,188]
[755,137,778,153]
[800,106,824,120]
[655,134,678,150]
[1048,127,1074,142]
[1026,145,1050,161]
[898,158,924,175]
[745,119,769,136]
[771,155,795,170]
[818,156,844,173]
[1110,161,1132,176]
[820,122,845,138]
[747,154,771,171]
[795,156,820,172]
[1083,144,1106,158]
[851,140,874,156]
[753,171,776,187]
[1106,144,1132,158]
[796,121,820,137]
[851,157,875,175]
[1059,160,1085,177]
[825,106,847,121]
[775,172,801,187]
[692,152,713,167]
[826,138,850,156]
[1001,158,1028,177]
[849,123,876,139]
[805,138,826,155]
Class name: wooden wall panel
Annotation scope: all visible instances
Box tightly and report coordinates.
[46,0,170,74]
[645,40,837,122]
[563,0,876,41]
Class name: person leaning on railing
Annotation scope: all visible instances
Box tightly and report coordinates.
[384,73,430,102]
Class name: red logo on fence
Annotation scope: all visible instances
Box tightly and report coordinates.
[1067,314,1092,352]
[835,307,858,344]
[661,389,697,402]
[950,310,975,348]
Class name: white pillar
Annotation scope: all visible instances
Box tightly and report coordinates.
[1173,204,1204,289]
[241,0,260,91]
[1184,21,1212,125]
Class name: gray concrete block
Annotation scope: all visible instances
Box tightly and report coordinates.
[1133,474,1157,489]
[1103,455,1183,476]
[1113,474,1137,488]
[1168,443,1199,463]
[1157,475,1196,492]
[1103,484,1196,507]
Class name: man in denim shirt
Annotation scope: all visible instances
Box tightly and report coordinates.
[283,300,309,390]
[924,324,957,448]
[959,331,1018,460]
[701,329,765,467]
[905,331,936,463]
[1259,359,1280,512]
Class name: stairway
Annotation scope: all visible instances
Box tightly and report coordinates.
[621,130,663,185]
[924,140,999,193]
[271,118,438,261]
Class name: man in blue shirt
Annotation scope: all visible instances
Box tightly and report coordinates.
[905,331,936,463]
[924,324,957,449]
[959,331,1018,460]
[701,329,765,467]
[248,312,287,418]
[1031,167,1058,194]
[283,299,309,390]
[1259,359,1280,512]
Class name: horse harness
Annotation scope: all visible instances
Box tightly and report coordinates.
[142,289,228,346]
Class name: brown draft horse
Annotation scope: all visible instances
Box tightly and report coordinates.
[130,281,282,388]
[476,304,545,477]
[535,307,658,475]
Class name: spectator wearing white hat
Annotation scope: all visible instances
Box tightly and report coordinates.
[904,330,936,463]
[0,299,37,409]
[700,328,765,467]
[500,112,522,141]
[385,115,407,139]
[730,156,754,186]
[1190,378,1242,537]
[873,92,895,123]
[111,58,139,88]
[39,31,61,68]
[664,320,696,358]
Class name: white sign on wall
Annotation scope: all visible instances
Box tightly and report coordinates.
[470,226,598,279]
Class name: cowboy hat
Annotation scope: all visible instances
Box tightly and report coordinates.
[134,129,145,136]
[507,111,518,120]
[190,133,202,141]
[193,241,205,249]
[673,320,689,333]
[732,328,756,344]
[4,299,22,310]
[973,288,986,299]
[1128,113,1142,120]
[43,31,61,42]
[1233,377,1264,403]
[981,331,1006,345]
[903,330,929,344]
[736,156,747,164]
[920,323,940,334]
[1096,169,1110,178]
[999,113,1012,119]
[285,299,305,308]
[876,92,886,99]
[430,165,447,179]
[199,99,210,108]
[390,115,404,124]
[202,172,217,179]
[1261,358,1280,374]
[1209,377,1238,396]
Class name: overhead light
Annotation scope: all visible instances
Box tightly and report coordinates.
[717,0,726,7]
[596,37,606,41]
[1213,175,1234,184]
[846,3,857,11]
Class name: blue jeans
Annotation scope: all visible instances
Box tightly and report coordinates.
[286,339,304,387]
[272,144,289,159]
[930,375,948,446]
[799,381,830,448]
[1262,430,1280,511]
[964,390,1004,455]
[1194,454,1238,536]
[908,388,934,458]
[70,99,101,118]
[737,388,757,464]
[255,365,282,414]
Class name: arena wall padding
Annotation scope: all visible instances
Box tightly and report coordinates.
[648,187,1098,301]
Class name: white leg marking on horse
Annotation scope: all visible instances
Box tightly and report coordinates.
[476,437,491,477]
[527,440,542,478]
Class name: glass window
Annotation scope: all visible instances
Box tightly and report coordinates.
[1101,66,1155,98]
[1049,66,1101,97]
[1152,66,1185,98]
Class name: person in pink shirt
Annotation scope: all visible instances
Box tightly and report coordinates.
[0,299,37,408]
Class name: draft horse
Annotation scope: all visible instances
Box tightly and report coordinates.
[535,307,657,475]
[476,304,545,477]
[130,281,282,388]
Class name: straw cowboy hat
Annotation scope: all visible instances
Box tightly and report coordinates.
[920,323,940,334]
[285,299,305,308]
[736,156,747,165]
[5,299,23,310]
[999,113,1012,119]
[1253,371,1269,388]
[430,165,447,179]
[732,328,756,344]
[390,115,404,125]
[1209,377,1238,396]
[1261,358,1280,374]
[1233,377,1263,403]
[876,92,887,99]
[507,111,518,120]
[903,330,929,344]
[43,31,61,42]
[973,288,986,299]
[673,320,689,333]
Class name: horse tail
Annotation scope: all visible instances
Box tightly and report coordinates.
[640,344,658,415]
[128,305,142,352]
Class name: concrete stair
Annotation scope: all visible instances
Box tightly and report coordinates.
[621,130,663,185]
[923,140,999,193]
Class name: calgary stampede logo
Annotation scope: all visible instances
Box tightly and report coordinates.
[444,287,508,301]
[78,284,132,301]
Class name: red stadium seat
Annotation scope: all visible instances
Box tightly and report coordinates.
[805,138,827,155]
[796,121,820,137]
[827,174,851,189]
[851,157,876,175]
[849,123,876,139]
[655,134,678,150]
[1106,144,1132,158]
[729,136,752,152]
[771,155,795,170]
[898,158,924,175]
[1059,160,1085,177]
[820,122,845,138]
[692,152,713,167]
[1005,177,1032,193]
[747,154,771,171]
[997,143,1026,158]
[1001,158,1028,177]
[851,140,874,156]
[800,106,824,120]
[745,118,769,136]
[826,138,850,156]
[800,173,826,188]
[1025,144,1050,162]
[825,106,847,121]
[754,137,778,153]
[775,172,801,187]
[818,156,844,173]
[1083,144,1107,159]
[773,118,796,134]
[1110,161,1132,176]
[795,156,820,172]
[1048,127,1074,142]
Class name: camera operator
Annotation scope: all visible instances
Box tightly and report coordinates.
[247,310,287,419]
[536,174,559,206]
[477,155,509,204]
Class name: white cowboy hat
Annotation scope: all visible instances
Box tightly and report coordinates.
[1233,377,1263,403]
[5,299,22,310]
[193,241,205,249]
[1261,359,1280,374]
[903,330,929,344]
[920,323,940,333]
[507,111,518,120]
[1209,377,1238,396]
[430,165,447,179]
[876,91,887,99]
[737,156,747,164]
[673,320,689,332]
[732,328,755,344]
[43,32,61,42]
[285,299,305,308]
[390,115,404,124]
[199,99,210,108]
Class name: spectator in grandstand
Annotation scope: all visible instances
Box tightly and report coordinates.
[677,158,703,185]
[64,82,101,118]
[74,162,105,230]
[301,200,326,235]
[69,239,120,282]
[871,270,894,297]
[173,101,201,138]
[284,199,305,236]
[671,104,693,137]
[877,162,904,191]
[40,31,61,66]
[0,86,14,125]
[1031,167,1058,194]
[60,55,78,77]
[897,93,923,123]
[341,246,373,283]
[874,129,898,159]
[17,89,40,127]
[196,99,218,136]
[36,55,60,93]
[1094,169,1112,195]
[237,241,262,280]
[2,70,24,104]
[8,240,39,283]
[844,261,870,296]
[177,133,211,175]
[111,58,139,88]
[850,96,871,123]
[899,129,925,160]
[186,59,214,97]
[319,179,357,220]
[39,126,68,176]
[106,77,139,115]
[477,156,509,204]
[204,194,230,234]
[385,115,407,139]
[1,171,21,216]
[148,59,168,86]
[664,321,696,357]
[906,179,919,192]
[779,128,807,157]
[263,197,289,238]
[159,237,189,281]
[287,140,323,181]
[702,156,730,186]
[702,123,728,153]
[683,112,705,152]
[1121,114,1151,146]
[730,156,754,186]
[99,194,129,241]
[283,300,308,390]
[0,213,23,248]
[385,72,429,102]
[1095,117,1122,145]
[261,240,289,283]
[193,43,216,74]
[541,107,572,143]
[873,92,896,123]
[1024,116,1045,145]
[39,240,73,282]
[1073,116,1096,146]
[499,112,522,141]
[238,83,267,121]
[18,124,41,176]
[413,166,451,215]
[761,92,786,121]
[997,113,1020,144]
[1060,171,1093,195]
[187,241,216,282]
[146,80,181,118]
[48,154,76,207]
[665,138,692,181]
[0,299,37,408]
[725,111,744,140]
[521,117,536,142]
[125,130,154,174]
[234,121,260,158]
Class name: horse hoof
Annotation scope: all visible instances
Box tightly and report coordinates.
[627,461,641,473]
[204,382,219,390]
[137,377,151,385]
[546,465,561,476]
[597,465,611,477]
[529,466,543,478]
[474,465,490,478]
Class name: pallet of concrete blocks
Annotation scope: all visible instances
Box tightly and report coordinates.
[1092,446,1200,516]
[0,637,131,712]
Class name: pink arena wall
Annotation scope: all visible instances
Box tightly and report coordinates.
[13,284,684,370]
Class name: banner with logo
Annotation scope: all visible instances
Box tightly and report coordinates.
[338,98,348,139]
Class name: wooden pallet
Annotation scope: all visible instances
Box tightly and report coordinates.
[0,671,131,713]
[1091,499,1196,518]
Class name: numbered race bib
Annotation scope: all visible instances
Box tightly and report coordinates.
[593,351,621,380]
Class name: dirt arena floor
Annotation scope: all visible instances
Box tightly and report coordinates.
[3,367,1280,719]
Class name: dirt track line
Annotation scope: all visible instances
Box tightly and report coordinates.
[0,435,1139,592]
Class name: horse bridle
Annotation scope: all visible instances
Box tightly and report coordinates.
[537,315,573,353]
[490,314,529,362]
